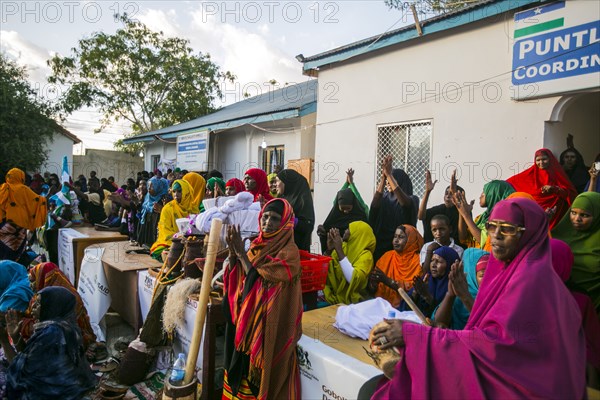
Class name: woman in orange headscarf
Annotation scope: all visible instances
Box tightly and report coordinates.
[368,224,424,307]
[507,148,577,229]
[0,168,47,261]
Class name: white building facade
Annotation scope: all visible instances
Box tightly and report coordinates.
[302,0,599,245]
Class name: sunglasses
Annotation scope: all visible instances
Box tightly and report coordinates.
[485,221,526,236]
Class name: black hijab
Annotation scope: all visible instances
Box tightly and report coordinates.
[559,147,589,193]
[369,169,418,261]
[277,169,315,250]
[39,286,77,323]
[322,188,368,236]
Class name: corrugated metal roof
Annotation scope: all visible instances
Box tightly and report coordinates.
[124,80,317,144]
[300,0,541,73]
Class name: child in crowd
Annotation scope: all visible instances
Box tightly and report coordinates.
[418,170,463,245]
[420,214,464,267]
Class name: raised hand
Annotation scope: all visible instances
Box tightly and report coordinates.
[450,169,458,194]
[346,168,355,185]
[449,260,468,298]
[412,275,433,304]
[226,225,245,259]
[425,170,438,193]
[5,310,22,340]
[258,194,266,209]
[382,155,393,178]
[452,190,473,215]
[329,228,344,255]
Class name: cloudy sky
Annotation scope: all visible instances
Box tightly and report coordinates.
[1,1,416,152]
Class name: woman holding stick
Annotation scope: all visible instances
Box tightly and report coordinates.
[223,198,303,399]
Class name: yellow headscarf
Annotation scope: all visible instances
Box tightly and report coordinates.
[0,168,47,230]
[324,221,376,304]
[151,179,195,254]
[182,172,205,214]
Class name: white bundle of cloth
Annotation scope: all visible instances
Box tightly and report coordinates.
[333,298,423,340]
[195,192,261,238]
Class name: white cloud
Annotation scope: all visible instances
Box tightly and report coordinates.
[0,30,52,85]
[258,24,270,35]
[136,9,180,38]
[188,7,305,104]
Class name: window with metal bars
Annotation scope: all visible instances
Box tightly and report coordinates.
[261,145,285,174]
[375,120,432,199]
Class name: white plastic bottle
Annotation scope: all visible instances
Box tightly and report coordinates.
[170,353,186,385]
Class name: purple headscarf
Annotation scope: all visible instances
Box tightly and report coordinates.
[428,246,460,302]
[373,198,586,399]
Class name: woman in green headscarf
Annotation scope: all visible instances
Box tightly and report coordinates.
[453,180,515,251]
[324,221,376,305]
[206,177,226,199]
[552,191,600,316]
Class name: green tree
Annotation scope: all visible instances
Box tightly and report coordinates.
[384,0,470,15]
[0,54,57,183]
[48,14,235,153]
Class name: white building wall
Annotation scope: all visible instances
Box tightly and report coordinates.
[142,115,316,180]
[313,17,562,235]
[42,134,75,176]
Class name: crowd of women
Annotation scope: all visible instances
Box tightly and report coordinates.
[0,143,598,399]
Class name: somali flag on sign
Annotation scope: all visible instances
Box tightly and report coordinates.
[514,1,565,39]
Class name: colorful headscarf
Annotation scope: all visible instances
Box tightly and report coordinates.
[451,248,488,329]
[552,192,600,312]
[225,178,245,195]
[207,177,226,194]
[0,260,34,312]
[372,197,586,399]
[224,198,302,398]
[140,176,169,224]
[244,168,273,202]
[549,238,600,369]
[429,246,460,303]
[476,180,515,229]
[150,179,195,256]
[182,172,206,214]
[507,148,577,229]
[374,225,424,307]
[7,286,96,399]
[267,173,278,197]
[324,221,376,305]
[20,262,96,347]
[0,168,47,231]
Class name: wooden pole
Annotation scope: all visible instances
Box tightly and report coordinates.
[397,287,430,326]
[183,218,223,385]
[410,4,423,36]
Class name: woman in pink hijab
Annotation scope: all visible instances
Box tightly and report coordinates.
[370,198,586,399]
